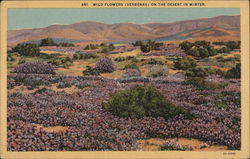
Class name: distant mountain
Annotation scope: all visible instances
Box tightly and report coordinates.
[8,15,240,46]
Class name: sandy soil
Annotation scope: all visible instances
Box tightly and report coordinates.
[137,138,228,151]
[35,124,70,133]
[8,85,37,94]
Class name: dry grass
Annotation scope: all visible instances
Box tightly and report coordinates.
[49,84,81,94]
[109,49,140,58]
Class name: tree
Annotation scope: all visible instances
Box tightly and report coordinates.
[12,43,40,57]
[39,38,57,46]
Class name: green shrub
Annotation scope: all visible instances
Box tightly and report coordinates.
[184,77,226,90]
[143,58,164,65]
[114,57,126,62]
[149,65,168,77]
[123,63,140,71]
[48,56,73,68]
[62,61,73,68]
[39,38,57,46]
[225,63,240,78]
[185,66,221,77]
[83,66,100,76]
[82,53,97,59]
[18,59,26,64]
[103,85,186,119]
[73,53,81,60]
[33,88,51,94]
[131,57,138,62]
[57,82,72,89]
[174,56,197,70]
[12,43,40,57]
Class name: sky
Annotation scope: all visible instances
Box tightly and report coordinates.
[8,8,240,30]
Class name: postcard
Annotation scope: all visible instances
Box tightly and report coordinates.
[0,0,249,159]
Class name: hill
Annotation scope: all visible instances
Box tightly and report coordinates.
[8,15,240,47]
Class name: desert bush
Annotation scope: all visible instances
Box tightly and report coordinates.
[149,65,168,77]
[7,53,19,61]
[81,53,97,59]
[143,58,164,65]
[57,82,72,89]
[58,42,74,47]
[225,63,241,79]
[73,53,82,60]
[103,85,186,119]
[114,57,126,62]
[114,56,137,62]
[179,40,219,58]
[122,69,141,78]
[48,57,73,68]
[23,78,48,89]
[101,44,115,53]
[12,62,55,74]
[123,63,140,71]
[33,88,52,94]
[174,56,197,70]
[83,66,100,76]
[39,53,60,59]
[18,59,26,64]
[62,61,73,68]
[131,57,138,62]
[160,141,193,151]
[140,40,163,53]
[184,77,226,90]
[117,77,149,83]
[213,41,240,50]
[62,57,73,63]
[96,58,115,73]
[85,44,99,50]
[185,66,223,78]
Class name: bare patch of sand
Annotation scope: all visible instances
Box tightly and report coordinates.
[43,126,70,133]
[8,85,37,94]
[211,66,229,72]
[109,49,140,58]
[35,124,70,133]
[137,138,228,151]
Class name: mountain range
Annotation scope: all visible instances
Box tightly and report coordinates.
[8,15,240,46]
